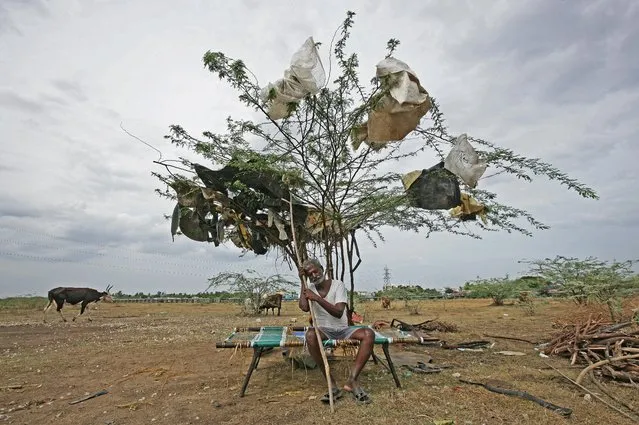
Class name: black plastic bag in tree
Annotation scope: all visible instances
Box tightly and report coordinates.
[404,162,462,210]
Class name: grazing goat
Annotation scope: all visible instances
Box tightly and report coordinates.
[43,285,114,322]
[259,293,283,316]
[381,296,391,309]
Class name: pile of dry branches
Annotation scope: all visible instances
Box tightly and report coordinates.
[543,316,639,383]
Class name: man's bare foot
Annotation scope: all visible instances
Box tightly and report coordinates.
[343,381,372,404]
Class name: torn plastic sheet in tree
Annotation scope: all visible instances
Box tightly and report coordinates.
[260,37,326,120]
[170,185,224,245]
[402,162,462,210]
[169,180,202,207]
[201,187,231,207]
[170,203,180,242]
[194,162,290,207]
[305,209,337,236]
[351,57,431,150]
[251,231,268,255]
[169,158,361,254]
[178,208,213,243]
[267,209,289,240]
[443,134,487,188]
[449,193,487,224]
[193,163,230,194]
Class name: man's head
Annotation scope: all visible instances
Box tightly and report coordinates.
[301,258,325,284]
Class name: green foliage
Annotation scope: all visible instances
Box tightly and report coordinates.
[519,256,638,321]
[515,276,547,289]
[376,285,441,300]
[0,297,47,310]
[464,277,526,306]
[206,270,297,315]
[154,11,597,310]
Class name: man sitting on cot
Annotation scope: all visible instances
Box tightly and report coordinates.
[298,258,374,404]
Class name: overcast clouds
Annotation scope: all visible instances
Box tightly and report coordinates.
[1,0,637,297]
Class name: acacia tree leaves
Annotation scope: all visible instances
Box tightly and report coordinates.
[520,256,638,301]
[463,277,524,306]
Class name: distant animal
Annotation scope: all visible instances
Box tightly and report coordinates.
[43,285,114,322]
[381,296,391,309]
[259,293,283,316]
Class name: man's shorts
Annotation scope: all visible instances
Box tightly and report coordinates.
[318,326,359,340]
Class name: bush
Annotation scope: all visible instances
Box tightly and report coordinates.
[464,277,523,306]
[520,256,639,321]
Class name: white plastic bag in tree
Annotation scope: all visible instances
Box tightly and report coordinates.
[261,74,307,120]
[443,134,487,188]
[289,38,326,93]
[260,37,326,120]
[351,57,431,150]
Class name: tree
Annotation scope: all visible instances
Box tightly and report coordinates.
[463,277,522,306]
[519,256,638,321]
[206,270,296,315]
[153,11,597,312]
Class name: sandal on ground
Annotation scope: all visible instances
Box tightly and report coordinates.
[320,388,343,403]
[349,387,372,404]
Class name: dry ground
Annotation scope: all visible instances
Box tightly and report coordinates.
[1,297,638,425]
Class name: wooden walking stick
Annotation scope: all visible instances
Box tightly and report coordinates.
[287,193,335,413]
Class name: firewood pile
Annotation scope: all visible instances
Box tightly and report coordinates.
[543,317,639,383]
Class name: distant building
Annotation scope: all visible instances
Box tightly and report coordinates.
[356,291,375,300]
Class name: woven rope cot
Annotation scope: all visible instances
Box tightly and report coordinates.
[216,325,426,396]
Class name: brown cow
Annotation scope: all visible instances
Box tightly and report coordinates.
[259,293,283,316]
[381,296,391,309]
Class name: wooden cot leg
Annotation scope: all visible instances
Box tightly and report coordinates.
[255,347,272,369]
[371,351,392,373]
[240,347,263,397]
[382,343,401,388]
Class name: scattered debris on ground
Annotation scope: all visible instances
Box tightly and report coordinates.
[441,340,493,351]
[68,390,108,405]
[401,361,452,374]
[390,318,459,333]
[483,333,538,344]
[459,379,572,417]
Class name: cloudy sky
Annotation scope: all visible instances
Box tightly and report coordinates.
[1,0,637,298]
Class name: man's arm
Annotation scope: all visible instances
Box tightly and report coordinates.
[313,298,346,318]
[298,284,310,312]
[299,286,345,318]
[322,280,349,319]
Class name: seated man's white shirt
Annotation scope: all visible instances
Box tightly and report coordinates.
[309,279,349,329]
